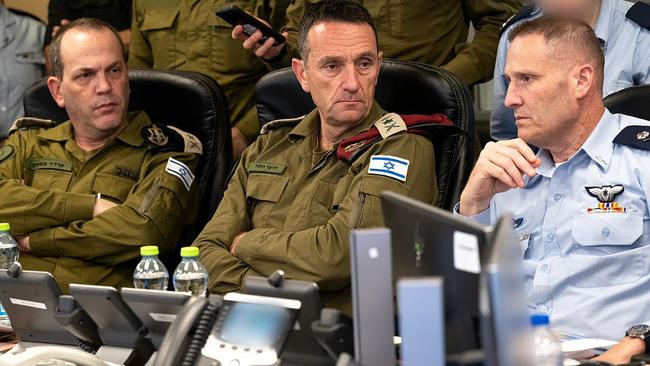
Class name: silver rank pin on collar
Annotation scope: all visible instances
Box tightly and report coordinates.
[637,131,650,141]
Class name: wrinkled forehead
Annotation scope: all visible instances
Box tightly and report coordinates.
[307,21,378,61]
[59,29,125,71]
[506,34,562,75]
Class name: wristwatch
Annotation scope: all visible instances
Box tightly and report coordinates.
[625,324,650,352]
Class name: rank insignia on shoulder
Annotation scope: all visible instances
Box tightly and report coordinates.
[626,2,650,30]
[368,155,409,182]
[8,117,58,135]
[613,125,650,150]
[585,184,626,213]
[141,124,202,155]
[374,113,407,139]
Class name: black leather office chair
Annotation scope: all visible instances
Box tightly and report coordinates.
[22,69,233,245]
[255,59,475,210]
[604,85,650,121]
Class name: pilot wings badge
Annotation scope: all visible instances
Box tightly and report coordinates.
[585,184,626,213]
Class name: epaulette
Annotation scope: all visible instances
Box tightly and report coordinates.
[626,2,650,30]
[613,125,650,150]
[337,113,461,163]
[499,4,536,38]
[260,116,304,135]
[140,123,203,155]
[8,117,58,135]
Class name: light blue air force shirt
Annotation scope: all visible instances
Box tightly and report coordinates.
[463,110,650,340]
[490,0,650,141]
[0,6,45,137]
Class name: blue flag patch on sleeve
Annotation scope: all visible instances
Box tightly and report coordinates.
[368,155,410,182]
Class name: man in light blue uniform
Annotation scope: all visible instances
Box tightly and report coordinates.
[490,0,650,141]
[0,2,45,137]
[458,16,650,344]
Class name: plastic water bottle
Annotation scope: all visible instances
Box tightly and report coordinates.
[531,314,563,366]
[133,246,169,290]
[173,247,208,296]
[0,223,18,328]
[0,223,18,270]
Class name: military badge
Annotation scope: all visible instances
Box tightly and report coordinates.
[146,125,169,146]
[585,184,626,213]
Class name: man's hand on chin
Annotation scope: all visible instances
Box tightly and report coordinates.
[16,236,30,252]
[230,232,247,255]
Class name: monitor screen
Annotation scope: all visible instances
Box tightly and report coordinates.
[219,302,292,348]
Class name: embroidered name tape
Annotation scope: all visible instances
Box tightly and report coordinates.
[368,155,409,182]
[165,157,194,191]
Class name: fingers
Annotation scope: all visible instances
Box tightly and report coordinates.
[254,37,277,58]
[242,30,264,50]
[480,140,539,188]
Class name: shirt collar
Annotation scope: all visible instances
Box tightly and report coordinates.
[38,112,148,147]
[288,101,385,144]
[532,109,618,179]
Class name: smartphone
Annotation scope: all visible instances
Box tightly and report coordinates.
[216,5,286,46]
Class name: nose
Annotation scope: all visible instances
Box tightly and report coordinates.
[341,64,361,94]
[95,72,112,94]
[504,81,523,110]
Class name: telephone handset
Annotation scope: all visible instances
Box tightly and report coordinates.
[154,293,300,366]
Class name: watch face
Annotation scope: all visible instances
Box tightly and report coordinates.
[627,324,650,337]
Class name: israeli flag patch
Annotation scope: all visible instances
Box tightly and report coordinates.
[368,155,410,182]
[165,157,194,191]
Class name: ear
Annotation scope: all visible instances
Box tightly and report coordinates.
[574,63,595,99]
[375,51,384,86]
[292,58,310,94]
[47,76,66,108]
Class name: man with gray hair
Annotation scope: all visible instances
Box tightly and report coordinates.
[458,15,650,352]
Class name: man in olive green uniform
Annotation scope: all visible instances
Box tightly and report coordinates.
[195,1,439,312]
[128,0,291,157]
[237,0,524,86]
[0,18,200,292]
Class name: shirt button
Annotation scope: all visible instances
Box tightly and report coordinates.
[546,233,555,242]
[553,194,562,201]
[539,305,549,314]
[602,228,611,238]
[540,264,549,271]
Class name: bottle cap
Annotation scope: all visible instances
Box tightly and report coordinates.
[180,246,199,257]
[530,314,550,327]
[140,245,159,256]
[0,223,10,231]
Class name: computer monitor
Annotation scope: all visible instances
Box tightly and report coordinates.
[0,270,75,345]
[120,288,191,349]
[480,215,535,366]
[381,191,491,356]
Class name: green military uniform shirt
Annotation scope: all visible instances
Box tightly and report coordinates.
[128,0,290,142]
[275,0,524,86]
[194,103,437,312]
[0,114,200,292]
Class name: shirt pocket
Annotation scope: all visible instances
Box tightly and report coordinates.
[569,212,647,288]
[140,7,179,66]
[92,172,135,204]
[31,170,72,192]
[246,173,289,228]
[209,3,262,74]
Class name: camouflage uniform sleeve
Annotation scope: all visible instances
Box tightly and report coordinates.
[442,0,524,86]
[127,0,153,69]
[194,139,266,294]
[0,132,95,236]
[27,151,199,267]
[234,134,437,291]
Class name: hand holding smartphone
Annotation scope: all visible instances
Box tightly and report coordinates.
[216,5,286,46]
